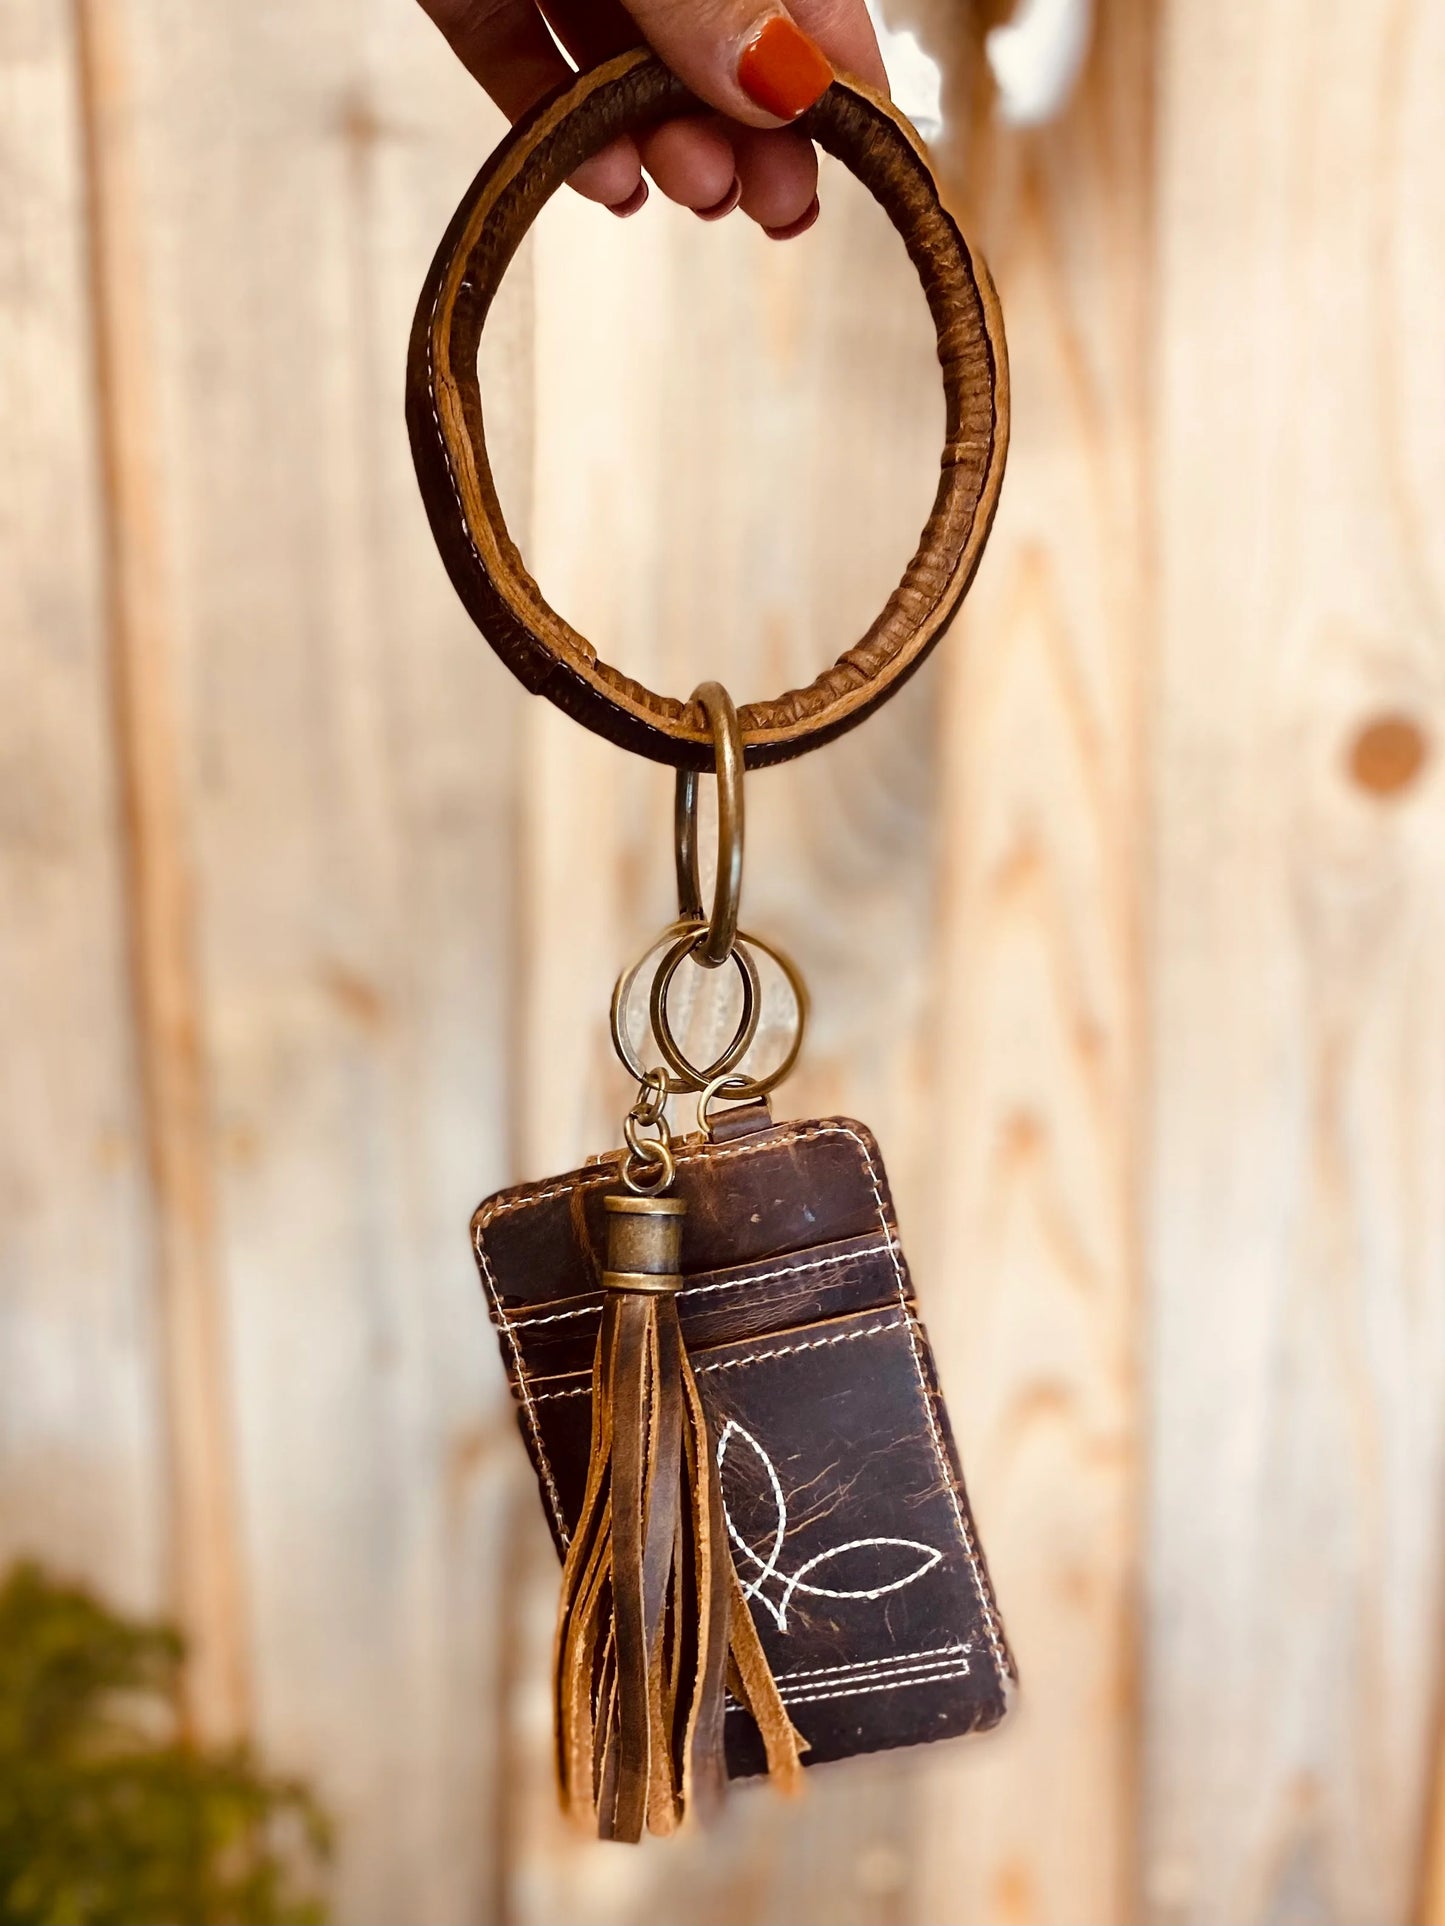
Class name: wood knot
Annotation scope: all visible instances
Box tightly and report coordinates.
[1347,713,1429,798]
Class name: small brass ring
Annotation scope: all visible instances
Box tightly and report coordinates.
[628,1068,669,1130]
[648,929,762,1094]
[612,920,696,1092]
[651,928,808,1101]
[623,1108,669,1165]
[611,919,761,1095]
[673,682,744,968]
[696,1073,753,1140]
[621,1136,675,1196]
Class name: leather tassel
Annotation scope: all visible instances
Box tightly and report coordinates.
[554,1191,806,1840]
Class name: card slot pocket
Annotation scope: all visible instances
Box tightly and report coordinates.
[520,1301,920,1540]
[513,1299,1008,1775]
[505,1227,907,1379]
[475,1119,892,1312]
[520,1292,900,1405]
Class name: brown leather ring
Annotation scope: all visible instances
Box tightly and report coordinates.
[406,46,1009,769]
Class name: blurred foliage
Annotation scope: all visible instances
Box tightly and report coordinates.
[0,1562,330,1926]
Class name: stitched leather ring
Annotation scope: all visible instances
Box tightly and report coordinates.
[406,47,1009,769]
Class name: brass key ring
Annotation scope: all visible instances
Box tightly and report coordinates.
[650,926,808,1101]
[674,681,744,968]
[695,1073,753,1140]
[610,919,762,1096]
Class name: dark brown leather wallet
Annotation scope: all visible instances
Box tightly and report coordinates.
[473,1106,1015,1775]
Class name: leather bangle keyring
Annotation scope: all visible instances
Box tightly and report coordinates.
[407,45,1008,770]
[447,56,1020,1840]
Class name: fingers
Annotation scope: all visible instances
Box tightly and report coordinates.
[539,0,823,222]
[790,0,889,94]
[613,3,825,129]
[541,0,740,214]
[420,0,644,208]
[734,125,818,236]
[609,0,883,229]
[632,117,815,233]
[639,115,741,214]
[420,0,888,234]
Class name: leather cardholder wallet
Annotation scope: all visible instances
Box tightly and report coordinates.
[473,1109,1015,1773]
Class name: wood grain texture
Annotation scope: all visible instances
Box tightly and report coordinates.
[1422,1732,1445,1926]
[81,0,535,1913]
[0,0,164,1616]
[907,3,1152,1919]
[1145,2,1445,1921]
[74,0,251,1742]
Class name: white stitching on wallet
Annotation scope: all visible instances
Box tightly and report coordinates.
[776,1661,973,1709]
[717,1418,943,1632]
[695,1317,903,1376]
[770,1641,970,1685]
[473,1120,1012,1691]
[472,1128,881,1498]
[509,1302,598,1331]
[839,1130,1013,1690]
[475,1124,860,1227]
[504,1238,899,1332]
[726,1658,974,1713]
[473,1229,569,1542]
[529,1381,593,1405]
[528,1316,904,1406]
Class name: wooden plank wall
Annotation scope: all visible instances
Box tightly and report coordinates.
[1145,1,1445,1920]
[0,0,164,1627]
[3,1,1445,1922]
[914,2,1152,1919]
[2,2,531,1920]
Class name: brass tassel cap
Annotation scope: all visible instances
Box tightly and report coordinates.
[554,1189,805,1840]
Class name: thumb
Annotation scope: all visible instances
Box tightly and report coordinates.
[620,2,841,128]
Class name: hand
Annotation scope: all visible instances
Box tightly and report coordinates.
[418,2,889,238]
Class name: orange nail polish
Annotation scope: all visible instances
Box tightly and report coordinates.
[738,16,833,121]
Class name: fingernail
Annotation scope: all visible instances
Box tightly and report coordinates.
[738,15,833,121]
[608,180,649,218]
[763,195,820,241]
[694,178,742,222]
